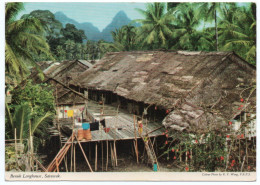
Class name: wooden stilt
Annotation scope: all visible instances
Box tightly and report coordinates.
[114,140,118,167]
[74,143,76,172]
[133,115,139,164]
[110,142,115,167]
[70,140,73,172]
[102,141,104,171]
[95,142,98,171]
[106,140,108,171]
[76,137,93,172]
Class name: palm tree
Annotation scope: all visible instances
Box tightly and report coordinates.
[171,3,205,50]
[5,2,52,81]
[198,2,226,51]
[219,3,256,64]
[135,2,175,49]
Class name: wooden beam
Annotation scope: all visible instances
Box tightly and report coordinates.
[76,137,93,172]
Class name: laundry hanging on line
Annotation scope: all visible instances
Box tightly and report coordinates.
[82,123,90,130]
[90,121,99,131]
[104,128,110,133]
[67,110,74,117]
[100,119,106,128]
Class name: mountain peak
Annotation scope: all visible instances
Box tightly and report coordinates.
[114,11,128,19]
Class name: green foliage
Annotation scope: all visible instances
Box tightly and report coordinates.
[135,3,175,49]
[61,23,87,43]
[161,131,227,171]
[5,2,53,82]
[6,80,55,151]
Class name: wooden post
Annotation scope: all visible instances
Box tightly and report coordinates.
[101,141,104,171]
[106,140,109,171]
[110,142,114,167]
[95,142,98,171]
[76,137,93,172]
[114,140,118,167]
[74,143,76,172]
[14,128,17,156]
[133,115,139,164]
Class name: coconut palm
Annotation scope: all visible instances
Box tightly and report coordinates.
[220,3,256,64]
[197,2,226,51]
[135,2,175,49]
[5,2,52,81]
[171,3,205,50]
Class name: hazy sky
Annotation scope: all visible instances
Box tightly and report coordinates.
[17,2,147,31]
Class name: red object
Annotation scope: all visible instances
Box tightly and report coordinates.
[65,110,67,113]
[165,130,168,133]
[176,149,179,152]
[231,163,234,167]
[232,160,235,164]
[166,110,169,114]
[185,167,189,171]
[104,128,110,133]
[229,121,232,126]
[139,123,143,128]
[166,134,168,138]
[248,166,251,170]
[220,156,224,161]
[172,149,175,152]
[165,141,168,145]
[162,132,165,135]
[227,135,230,138]
[238,107,241,110]
[174,156,176,159]
[195,140,198,143]
[155,106,157,110]
[240,98,244,102]
[240,105,243,107]
[241,134,244,139]
[187,151,189,155]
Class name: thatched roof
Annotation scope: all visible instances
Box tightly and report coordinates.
[74,51,256,133]
[29,60,91,105]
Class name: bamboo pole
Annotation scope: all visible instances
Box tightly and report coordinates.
[76,137,93,172]
[102,141,104,171]
[74,143,76,172]
[114,140,118,167]
[133,115,139,164]
[110,142,114,167]
[14,128,17,159]
[56,158,59,172]
[95,142,98,171]
[106,140,108,171]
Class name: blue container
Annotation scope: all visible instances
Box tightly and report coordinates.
[153,164,158,171]
[82,123,90,130]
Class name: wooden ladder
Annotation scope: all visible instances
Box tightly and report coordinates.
[142,136,160,171]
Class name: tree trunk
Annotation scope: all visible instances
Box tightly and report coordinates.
[215,9,218,51]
